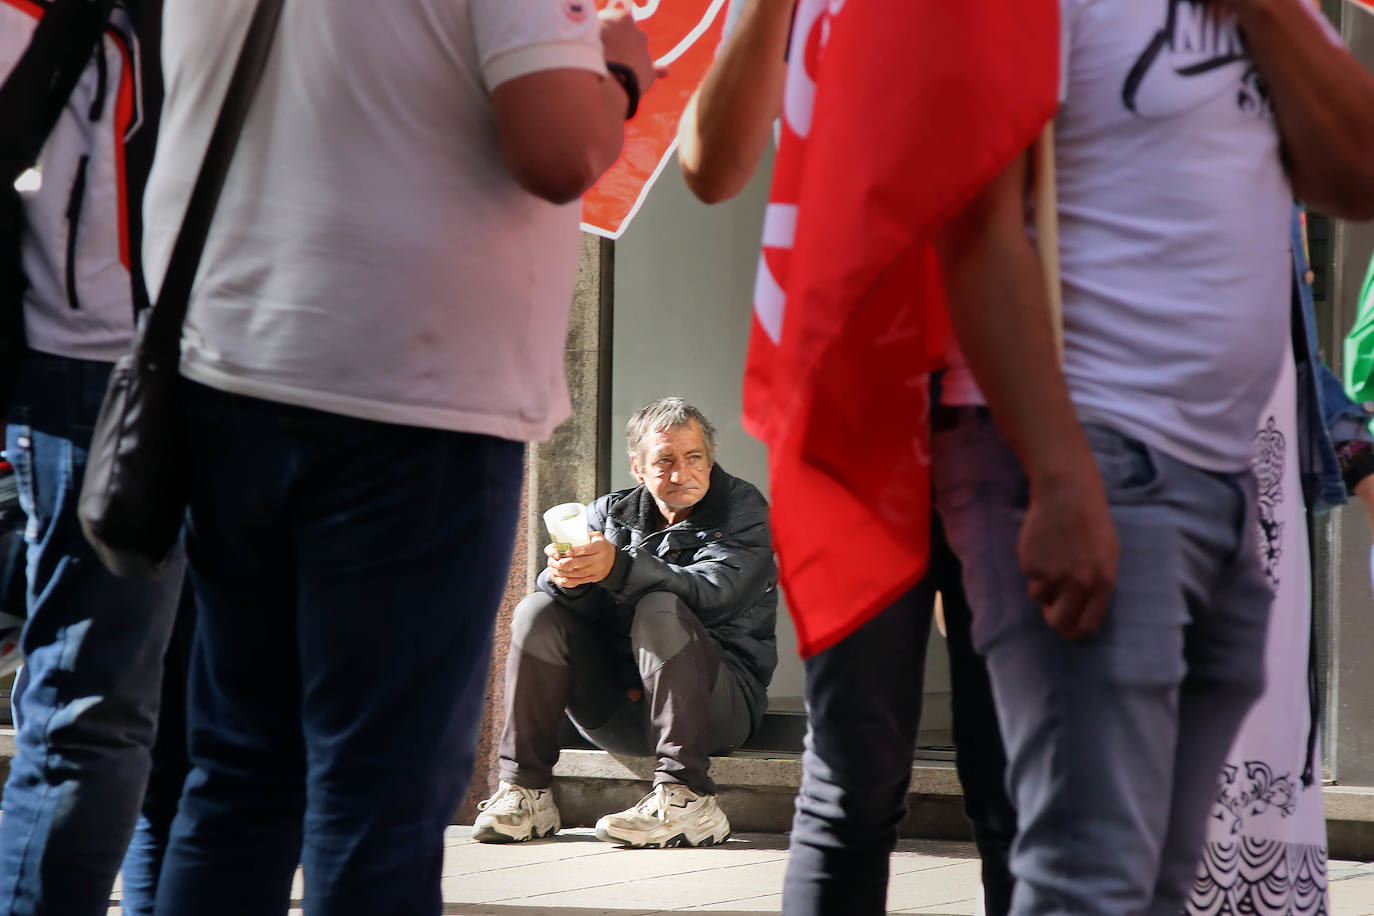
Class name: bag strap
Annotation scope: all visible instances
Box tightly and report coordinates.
[141,0,285,364]
[0,0,118,185]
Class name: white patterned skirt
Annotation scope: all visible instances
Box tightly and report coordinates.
[1187,351,1329,916]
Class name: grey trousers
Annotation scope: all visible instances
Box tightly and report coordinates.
[497,590,753,795]
[933,409,1272,916]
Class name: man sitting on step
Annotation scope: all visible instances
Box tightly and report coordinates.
[474,397,778,848]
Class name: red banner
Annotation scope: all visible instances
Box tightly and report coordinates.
[580,0,727,239]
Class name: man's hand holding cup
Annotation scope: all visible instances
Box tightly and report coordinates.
[547,534,617,588]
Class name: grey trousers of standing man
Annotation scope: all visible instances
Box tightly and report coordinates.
[497,591,754,795]
[932,407,1273,916]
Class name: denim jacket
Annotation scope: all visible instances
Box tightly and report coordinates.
[1294,207,1374,513]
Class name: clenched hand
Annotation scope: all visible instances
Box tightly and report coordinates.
[1018,471,1119,640]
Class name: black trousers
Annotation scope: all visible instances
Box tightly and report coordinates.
[782,517,1017,916]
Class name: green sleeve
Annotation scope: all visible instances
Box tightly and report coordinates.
[1344,254,1374,414]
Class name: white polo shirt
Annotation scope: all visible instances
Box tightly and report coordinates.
[144,0,606,442]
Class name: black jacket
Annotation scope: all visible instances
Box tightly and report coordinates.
[538,464,778,728]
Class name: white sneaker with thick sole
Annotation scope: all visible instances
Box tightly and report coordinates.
[595,783,731,848]
[473,781,561,843]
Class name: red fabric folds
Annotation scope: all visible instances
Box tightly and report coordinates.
[745,0,1060,656]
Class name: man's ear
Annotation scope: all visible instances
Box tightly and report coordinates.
[629,455,644,485]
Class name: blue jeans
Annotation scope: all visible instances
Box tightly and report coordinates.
[782,519,1016,916]
[118,583,196,916]
[153,381,524,916]
[933,409,1271,916]
[0,351,185,916]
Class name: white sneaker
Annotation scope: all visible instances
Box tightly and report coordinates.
[595,783,731,848]
[473,781,560,844]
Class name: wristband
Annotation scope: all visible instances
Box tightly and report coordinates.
[605,62,640,120]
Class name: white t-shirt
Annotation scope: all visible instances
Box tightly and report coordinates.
[943,0,1331,473]
[143,0,606,442]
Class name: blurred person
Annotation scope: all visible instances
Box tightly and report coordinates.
[0,2,194,913]
[928,2,1374,914]
[139,1,660,913]
[473,397,776,849]
[677,2,1019,913]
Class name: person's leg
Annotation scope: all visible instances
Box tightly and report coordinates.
[153,385,307,916]
[1146,472,1271,916]
[935,412,1196,916]
[985,628,1182,915]
[119,582,196,916]
[781,586,933,916]
[0,355,183,916]
[498,592,626,789]
[476,593,626,843]
[288,409,523,915]
[588,592,751,848]
[623,591,751,794]
[936,517,1016,916]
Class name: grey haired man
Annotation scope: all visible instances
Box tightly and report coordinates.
[474,397,777,848]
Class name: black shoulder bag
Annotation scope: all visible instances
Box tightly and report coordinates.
[79,0,284,578]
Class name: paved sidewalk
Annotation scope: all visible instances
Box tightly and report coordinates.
[107,826,1374,914]
[439,828,978,915]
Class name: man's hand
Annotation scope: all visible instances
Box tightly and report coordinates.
[1019,472,1119,640]
[547,533,618,588]
[600,1,667,98]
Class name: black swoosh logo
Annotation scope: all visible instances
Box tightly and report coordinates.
[1122,0,1248,113]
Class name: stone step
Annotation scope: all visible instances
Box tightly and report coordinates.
[1,726,1368,861]
[552,748,979,839]
[552,748,1374,860]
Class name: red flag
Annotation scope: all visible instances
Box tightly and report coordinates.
[745,0,1059,656]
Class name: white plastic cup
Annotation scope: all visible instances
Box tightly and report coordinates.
[543,502,591,554]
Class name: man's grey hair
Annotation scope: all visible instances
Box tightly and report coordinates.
[625,397,718,465]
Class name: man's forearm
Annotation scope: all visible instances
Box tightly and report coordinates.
[936,151,1118,639]
[944,246,1094,490]
[492,69,629,205]
[678,0,792,204]
[1235,0,1374,218]
[938,157,1094,491]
